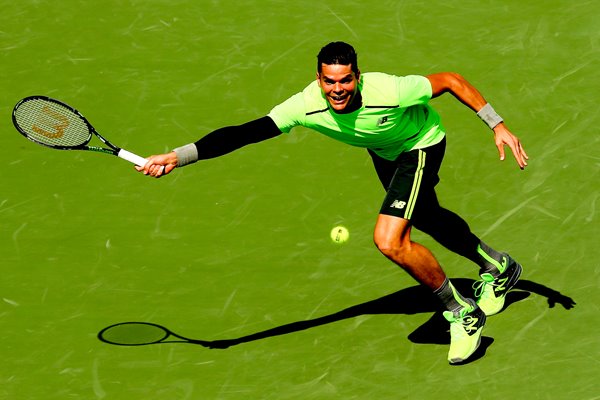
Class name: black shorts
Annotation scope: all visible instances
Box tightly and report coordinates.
[369,137,446,220]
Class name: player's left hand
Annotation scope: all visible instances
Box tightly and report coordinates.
[493,123,529,169]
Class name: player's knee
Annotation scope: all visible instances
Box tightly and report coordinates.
[373,232,410,260]
[373,215,413,261]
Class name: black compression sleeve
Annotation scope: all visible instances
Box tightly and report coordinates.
[193,116,282,160]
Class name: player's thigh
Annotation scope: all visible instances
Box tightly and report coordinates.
[378,139,445,220]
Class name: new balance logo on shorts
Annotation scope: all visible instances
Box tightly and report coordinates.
[390,200,407,209]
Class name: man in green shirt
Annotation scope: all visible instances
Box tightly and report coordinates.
[137,41,528,364]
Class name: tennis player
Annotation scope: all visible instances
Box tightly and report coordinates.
[137,42,528,364]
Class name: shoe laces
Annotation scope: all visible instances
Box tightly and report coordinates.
[443,300,477,323]
[473,273,497,298]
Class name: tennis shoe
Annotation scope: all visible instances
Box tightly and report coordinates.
[443,300,486,364]
[474,254,522,316]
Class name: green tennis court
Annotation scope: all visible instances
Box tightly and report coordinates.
[1,1,597,398]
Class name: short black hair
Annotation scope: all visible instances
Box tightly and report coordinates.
[317,41,359,74]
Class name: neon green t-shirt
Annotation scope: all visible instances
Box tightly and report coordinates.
[268,72,446,161]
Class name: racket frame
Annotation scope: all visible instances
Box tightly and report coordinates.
[12,95,149,167]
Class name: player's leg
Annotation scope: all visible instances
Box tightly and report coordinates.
[411,191,480,262]
[370,141,485,363]
[413,193,522,314]
[371,141,506,269]
[369,140,465,295]
[409,184,522,315]
[373,140,523,316]
[412,190,522,315]
[411,189,502,271]
[373,214,446,289]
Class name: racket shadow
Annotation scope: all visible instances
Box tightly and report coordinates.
[98,321,213,347]
[98,279,574,353]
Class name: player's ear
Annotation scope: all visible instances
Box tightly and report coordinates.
[316,72,322,87]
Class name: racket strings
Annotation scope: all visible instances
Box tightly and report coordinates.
[14,98,91,148]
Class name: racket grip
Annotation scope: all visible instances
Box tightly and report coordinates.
[117,149,149,167]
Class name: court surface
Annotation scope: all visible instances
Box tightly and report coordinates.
[1,1,598,399]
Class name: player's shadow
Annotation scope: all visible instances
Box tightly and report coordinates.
[100,279,575,364]
[200,279,573,350]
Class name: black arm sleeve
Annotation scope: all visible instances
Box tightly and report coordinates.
[193,116,283,160]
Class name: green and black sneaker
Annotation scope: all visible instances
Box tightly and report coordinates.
[475,254,523,316]
[443,300,486,365]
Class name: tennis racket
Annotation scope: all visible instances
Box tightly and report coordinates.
[98,322,212,347]
[12,96,149,167]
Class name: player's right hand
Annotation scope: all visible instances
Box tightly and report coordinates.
[136,151,178,178]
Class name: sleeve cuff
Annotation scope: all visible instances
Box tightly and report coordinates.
[172,143,198,167]
[476,103,504,129]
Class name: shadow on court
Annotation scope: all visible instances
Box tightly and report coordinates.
[99,279,575,364]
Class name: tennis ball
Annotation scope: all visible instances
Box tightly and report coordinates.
[330,226,350,244]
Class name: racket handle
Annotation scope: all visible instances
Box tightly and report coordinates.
[117,149,148,167]
[118,149,166,173]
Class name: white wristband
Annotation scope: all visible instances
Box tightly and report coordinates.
[477,103,503,129]
[172,143,198,167]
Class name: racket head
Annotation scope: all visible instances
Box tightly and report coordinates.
[98,322,171,346]
[12,96,93,150]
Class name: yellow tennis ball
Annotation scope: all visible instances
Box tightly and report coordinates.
[330,226,349,244]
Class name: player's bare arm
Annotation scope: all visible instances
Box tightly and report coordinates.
[426,72,529,169]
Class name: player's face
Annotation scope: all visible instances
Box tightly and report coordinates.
[317,63,360,113]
